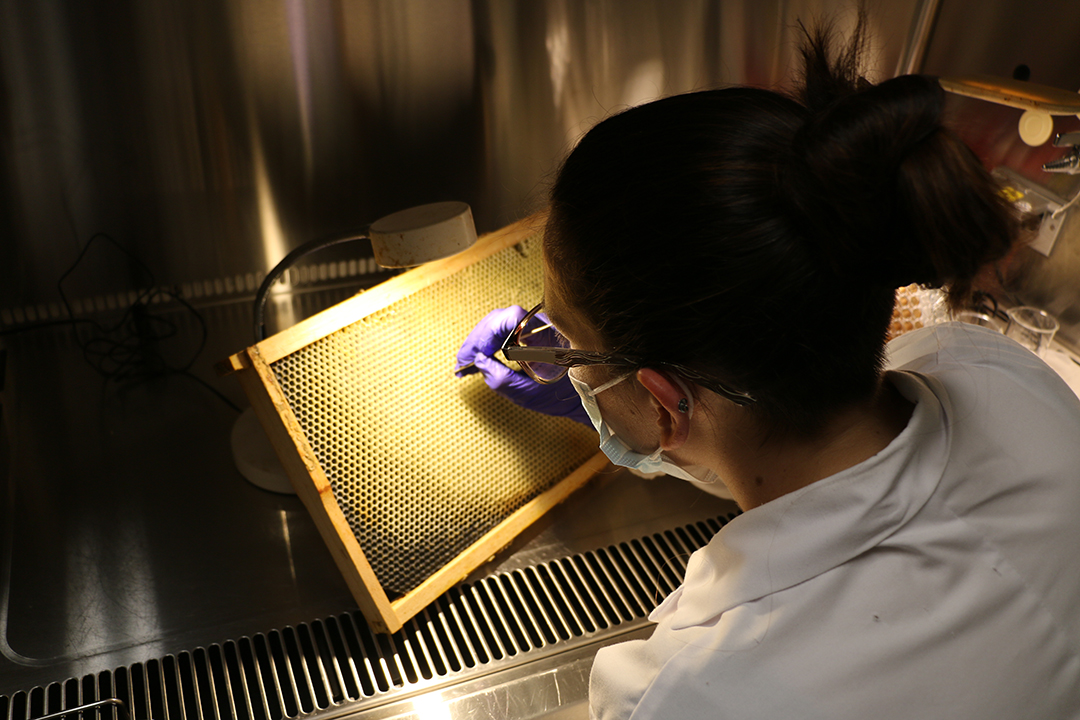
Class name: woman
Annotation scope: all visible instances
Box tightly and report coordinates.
[455,17,1080,720]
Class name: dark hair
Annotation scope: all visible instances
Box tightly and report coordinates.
[544,15,1018,433]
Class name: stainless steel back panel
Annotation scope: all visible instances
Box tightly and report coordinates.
[1,0,918,312]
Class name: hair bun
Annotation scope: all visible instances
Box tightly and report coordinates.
[796,75,944,167]
[785,75,946,288]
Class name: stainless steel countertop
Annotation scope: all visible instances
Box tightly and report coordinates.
[0,283,736,706]
[2,287,360,693]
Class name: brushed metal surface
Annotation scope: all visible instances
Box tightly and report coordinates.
[1,0,918,314]
[0,285,736,697]
[0,289,358,691]
[318,629,655,720]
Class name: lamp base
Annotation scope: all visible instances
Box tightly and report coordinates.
[230,407,295,494]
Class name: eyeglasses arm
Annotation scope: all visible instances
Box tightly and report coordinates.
[502,347,757,406]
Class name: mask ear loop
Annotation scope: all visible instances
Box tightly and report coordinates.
[571,368,633,398]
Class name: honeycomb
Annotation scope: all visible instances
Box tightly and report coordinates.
[888,284,948,340]
[271,233,599,596]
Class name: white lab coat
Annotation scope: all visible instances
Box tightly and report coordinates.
[589,323,1080,719]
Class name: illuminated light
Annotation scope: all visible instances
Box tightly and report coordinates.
[622,60,666,108]
[284,0,314,179]
[411,694,452,720]
[250,127,298,332]
[281,509,298,586]
[545,6,571,110]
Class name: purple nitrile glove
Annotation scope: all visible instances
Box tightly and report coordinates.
[455,306,592,427]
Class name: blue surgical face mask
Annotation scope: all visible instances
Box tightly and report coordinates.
[568,369,722,488]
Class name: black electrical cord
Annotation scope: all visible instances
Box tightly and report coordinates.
[252,228,371,342]
[4,232,241,412]
[56,234,205,379]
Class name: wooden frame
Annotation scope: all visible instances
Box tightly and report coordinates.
[939,75,1080,115]
[219,215,607,634]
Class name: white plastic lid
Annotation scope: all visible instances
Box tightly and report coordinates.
[1018,109,1054,146]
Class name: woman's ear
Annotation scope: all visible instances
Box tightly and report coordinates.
[636,368,692,451]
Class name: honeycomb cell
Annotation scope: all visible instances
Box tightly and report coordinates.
[887,285,948,341]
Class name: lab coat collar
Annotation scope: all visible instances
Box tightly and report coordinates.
[652,371,950,630]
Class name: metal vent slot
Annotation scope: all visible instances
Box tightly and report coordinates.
[3,513,735,720]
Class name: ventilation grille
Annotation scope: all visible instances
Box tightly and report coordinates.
[0,257,389,330]
[2,514,735,720]
[270,233,598,595]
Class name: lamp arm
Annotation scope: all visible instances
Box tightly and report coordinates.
[253,228,371,342]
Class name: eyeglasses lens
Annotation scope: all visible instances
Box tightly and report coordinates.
[518,311,569,382]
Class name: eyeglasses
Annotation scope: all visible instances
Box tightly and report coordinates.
[500,302,757,406]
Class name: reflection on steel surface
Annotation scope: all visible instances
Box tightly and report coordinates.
[1,0,917,312]
[3,514,736,720]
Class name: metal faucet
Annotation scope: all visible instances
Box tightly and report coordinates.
[1043,132,1080,174]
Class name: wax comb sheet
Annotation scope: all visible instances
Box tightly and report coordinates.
[223,217,605,633]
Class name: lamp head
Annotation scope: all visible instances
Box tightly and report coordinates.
[370,201,478,268]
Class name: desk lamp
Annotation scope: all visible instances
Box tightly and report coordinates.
[233,202,477,493]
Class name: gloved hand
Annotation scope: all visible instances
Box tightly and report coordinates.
[455,306,592,427]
